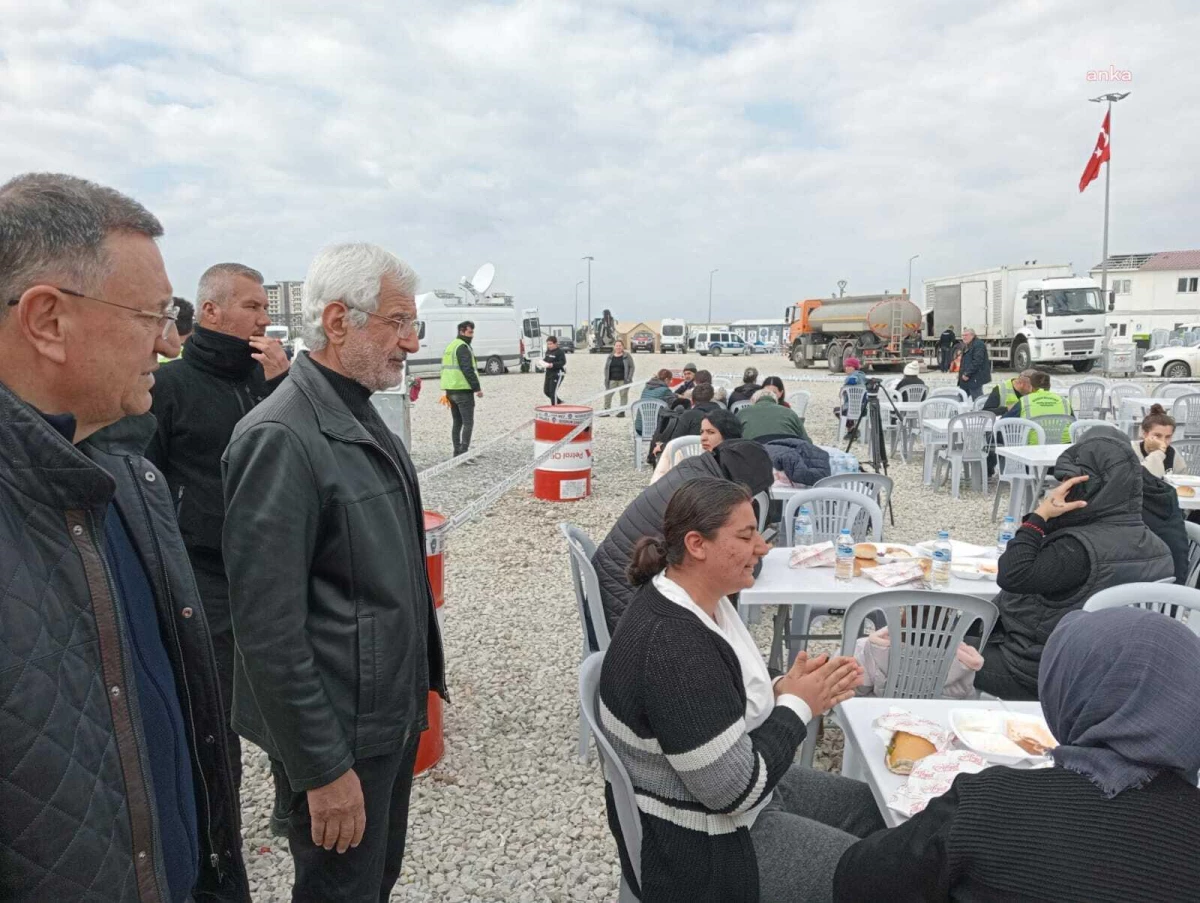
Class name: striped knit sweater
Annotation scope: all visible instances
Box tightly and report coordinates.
[598,582,807,903]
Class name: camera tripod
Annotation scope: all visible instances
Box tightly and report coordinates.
[843,382,899,526]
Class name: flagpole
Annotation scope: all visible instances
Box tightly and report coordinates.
[1089,92,1130,307]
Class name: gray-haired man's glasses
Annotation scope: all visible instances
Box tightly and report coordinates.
[6,287,179,340]
[364,310,419,338]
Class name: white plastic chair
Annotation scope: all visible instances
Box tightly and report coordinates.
[660,435,704,471]
[1068,381,1108,421]
[918,398,963,484]
[561,524,610,762]
[731,399,751,414]
[631,399,667,470]
[1116,397,1153,440]
[814,472,893,512]
[796,590,999,766]
[1032,413,1074,446]
[1186,522,1200,590]
[1170,439,1200,472]
[1154,382,1200,401]
[1172,394,1200,439]
[928,386,969,403]
[1084,583,1200,635]
[992,419,1046,521]
[1108,383,1146,420]
[789,390,811,419]
[839,385,868,442]
[1068,419,1109,443]
[781,488,884,547]
[934,411,996,499]
[579,654,642,902]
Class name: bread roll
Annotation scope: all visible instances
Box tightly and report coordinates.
[1178,485,1196,499]
[855,543,877,560]
[886,731,937,775]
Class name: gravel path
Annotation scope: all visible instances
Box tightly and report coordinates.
[238,352,1020,901]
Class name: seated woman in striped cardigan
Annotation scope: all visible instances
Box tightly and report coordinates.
[597,477,885,903]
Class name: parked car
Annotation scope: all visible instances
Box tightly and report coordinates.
[1142,337,1200,378]
[630,332,657,353]
[693,330,752,357]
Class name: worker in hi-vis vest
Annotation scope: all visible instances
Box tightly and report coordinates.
[441,319,483,457]
[983,370,1034,414]
[1003,370,1074,444]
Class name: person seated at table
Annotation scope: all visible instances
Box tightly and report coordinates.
[599,478,886,903]
[1002,370,1074,442]
[762,437,832,487]
[687,369,728,405]
[674,362,699,396]
[760,375,792,407]
[983,369,1034,413]
[651,384,724,482]
[842,357,865,387]
[974,428,1173,700]
[739,387,811,443]
[593,440,773,636]
[729,366,761,405]
[1134,404,1189,476]
[834,606,1200,903]
[894,360,926,393]
[700,408,743,453]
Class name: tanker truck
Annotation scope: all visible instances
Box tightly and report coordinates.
[783,292,925,371]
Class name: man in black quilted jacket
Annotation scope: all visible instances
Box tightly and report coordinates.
[0,173,248,902]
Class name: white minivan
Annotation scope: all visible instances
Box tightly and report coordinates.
[661,318,688,353]
[690,330,751,357]
[409,292,525,379]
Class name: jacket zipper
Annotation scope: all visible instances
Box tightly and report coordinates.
[175,485,185,518]
[88,512,171,898]
[345,433,448,700]
[126,458,223,879]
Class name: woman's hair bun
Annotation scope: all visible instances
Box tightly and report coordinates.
[1150,403,1166,415]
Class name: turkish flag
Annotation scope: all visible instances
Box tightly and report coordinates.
[1079,111,1111,193]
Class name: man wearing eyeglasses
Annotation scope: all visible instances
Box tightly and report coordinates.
[146,262,291,815]
[222,243,444,903]
[0,173,249,902]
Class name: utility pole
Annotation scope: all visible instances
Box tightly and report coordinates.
[574,280,584,337]
[907,254,919,299]
[582,256,594,330]
[1089,92,1130,305]
[708,268,718,327]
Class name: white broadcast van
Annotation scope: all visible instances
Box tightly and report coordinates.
[408,290,525,379]
[660,318,688,353]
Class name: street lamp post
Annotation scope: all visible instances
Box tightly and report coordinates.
[1089,92,1130,304]
[907,254,920,299]
[582,256,594,331]
[708,268,718,327]
[574,280,584,340]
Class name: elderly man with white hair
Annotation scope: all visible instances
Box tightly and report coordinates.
[736,383,812,443]
[222,243,446,902]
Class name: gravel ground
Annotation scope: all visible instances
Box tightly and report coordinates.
[238,351,1023,901]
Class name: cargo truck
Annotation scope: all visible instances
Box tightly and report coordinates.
[782,293,925,370]
[923,264,1106,372]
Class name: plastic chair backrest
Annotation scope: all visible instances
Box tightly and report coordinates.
[1118,397,1151,423]
[945,411,995,458]
[662,435,704,469]
[841,385,868,419]
[782,488,884,546]
[919,398,961,429]
[751,490,769,533]
[1083,582,1200,635]
[560,524,610,653]
[789,390,811,418]
[1109,384,1144,409]
[731,399,751,414]
[1033,414,1074,445]
[814,472,894,508]
[1069,419,1110,443]
[840,591,999,697]
[1186,521,1200,589]
[1170,439,1200,469]
[579,654,642,886]
[993,417,1044,448]
[899,385,928,404]
[1068,381,1107,417]
[633,399,667,437]
[1171,394,1200,436]
[1154,382,1200,400]
[971,396,990,411]
[928,387,968,403]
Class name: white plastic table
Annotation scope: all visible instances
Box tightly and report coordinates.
[769,484,805,505]
[739,547,1000,669]
[838,697,1047,827]
[994,444,1070,519]
[1164,476,1200,510]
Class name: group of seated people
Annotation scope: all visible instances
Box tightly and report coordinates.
[589,411,1200,901]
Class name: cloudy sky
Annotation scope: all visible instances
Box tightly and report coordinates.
[2,0,1195,324]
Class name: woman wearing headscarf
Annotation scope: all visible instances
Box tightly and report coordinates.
[834,606,1200,902]
[600,478,884,903]
[974,427,1173,700]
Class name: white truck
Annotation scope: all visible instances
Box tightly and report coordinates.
[660,318,688,353]
[923,264,1106,372]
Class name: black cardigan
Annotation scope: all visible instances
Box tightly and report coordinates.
[834,766,1200,902]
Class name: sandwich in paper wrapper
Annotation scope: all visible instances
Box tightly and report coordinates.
[789,542,836,569]
[875,707,987,818]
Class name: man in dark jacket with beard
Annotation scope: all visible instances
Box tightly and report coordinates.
[0,173,248,902]
[592,439,773,636]
[148,261,290,805]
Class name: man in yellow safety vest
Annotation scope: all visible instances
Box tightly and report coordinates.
[441,320,483,456]
[1003,370,1074,443]
[983,370,1034,414]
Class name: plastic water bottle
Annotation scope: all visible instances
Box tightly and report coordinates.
[835,528,855,583]
[932,530,952,587]
[997,516,1016,556]
[794,506,815,546]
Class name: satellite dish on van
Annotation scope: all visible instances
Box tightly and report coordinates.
[472,263,495,295]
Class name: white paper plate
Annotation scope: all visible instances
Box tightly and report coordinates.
[1167,474,1200,487]
[951,558,999,581]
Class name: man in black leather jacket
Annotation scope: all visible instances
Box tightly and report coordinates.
[223,242,446,903]
[0,172,248,902]
[148,262,289,802]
